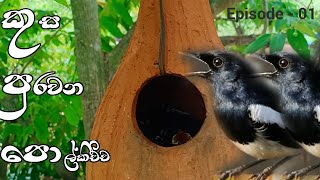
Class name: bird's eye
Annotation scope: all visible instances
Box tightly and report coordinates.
[279,58,289,69]
[213,57,224,67]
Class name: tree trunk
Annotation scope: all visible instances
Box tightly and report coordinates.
[71,0,107,138]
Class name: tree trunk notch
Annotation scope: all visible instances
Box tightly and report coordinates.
[87,0,245,179]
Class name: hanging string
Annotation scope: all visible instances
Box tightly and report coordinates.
[158,0,166,75]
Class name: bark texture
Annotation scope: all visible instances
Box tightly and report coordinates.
[71,0,107,138]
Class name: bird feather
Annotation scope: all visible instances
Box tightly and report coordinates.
[248,104,285,129]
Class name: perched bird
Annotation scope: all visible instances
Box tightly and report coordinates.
[259,52,320,179]
[182,50,301,180]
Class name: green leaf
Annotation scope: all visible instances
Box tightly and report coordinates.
[112,2,133,27]
[3,124,22,139]
[1,37,9,47]
[270,33,285,54]
[293,22,317,38]
[70,96,82,116]
[64,104,80,126]
[131,0,140,6]
[22,126,33,147]
[52,37,61,46]
[286,29,310,59]
[274,19,286,31]
[101,36,113,52]
[243,34,271,54]
[54,0,70,9]
[285,16,298,26]
[100,16,123,38]
[0,51,7,63]
[34,118,49,143]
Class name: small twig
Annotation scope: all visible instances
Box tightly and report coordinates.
[262,0,268,34]
[71,65,77,82]
[20,19,73,74]
[11,62,20,74]
[215,17,234,21]
[307,0,313,10]
[231,21,241,36]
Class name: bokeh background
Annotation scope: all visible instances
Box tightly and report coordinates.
[0,0,319,179]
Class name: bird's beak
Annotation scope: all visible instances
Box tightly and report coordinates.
[244,54,278,78]
[179,51,212,77]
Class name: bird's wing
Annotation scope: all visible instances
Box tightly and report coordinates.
[248,104,285,128]
[314,105,320,122]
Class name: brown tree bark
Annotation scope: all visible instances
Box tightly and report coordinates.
[71,0,107,138]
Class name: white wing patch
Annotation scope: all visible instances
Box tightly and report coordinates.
[248,104,285,128]
[314,105,320,122]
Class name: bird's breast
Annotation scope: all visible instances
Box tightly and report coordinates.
[299,143,320,158]
[233,136,300,159]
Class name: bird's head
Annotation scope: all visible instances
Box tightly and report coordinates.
[181,50,253,83]
[262,52,311,84]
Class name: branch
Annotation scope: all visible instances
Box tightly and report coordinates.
[307,0,313,10]
[20,19,73,74]
[220,35,258,46]
[209,0,244,16]
[262,0,268,34]
[105,25,134,81]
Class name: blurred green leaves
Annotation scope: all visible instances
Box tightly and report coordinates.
[287,29,310,58]
[101,16,124,38]
[34,117,49,143]
[270,33,285,54]
[293,22,317,38]
[243,34,270,54]
[54,0,70,9]
[216,0,319,59]
[0,0,83,179]
[99,0,138,52]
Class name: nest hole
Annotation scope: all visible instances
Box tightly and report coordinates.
[135,74,206,147]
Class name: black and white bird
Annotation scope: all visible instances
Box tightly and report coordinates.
[181,50,301,180]
[259,52,320,179]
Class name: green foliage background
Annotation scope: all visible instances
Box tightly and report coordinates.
[216,0,320,59]
[0,0,138,179]
[0,0,318,179]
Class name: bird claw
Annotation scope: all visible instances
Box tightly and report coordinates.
[285,167,312,180]
[253,166,272,180]
[248,174,257,179]
[218,166,245,180]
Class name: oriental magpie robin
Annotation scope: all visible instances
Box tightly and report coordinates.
[181,50,301,180]
[259,52,320,179]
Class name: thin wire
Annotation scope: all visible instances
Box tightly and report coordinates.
[158,0,166,75]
